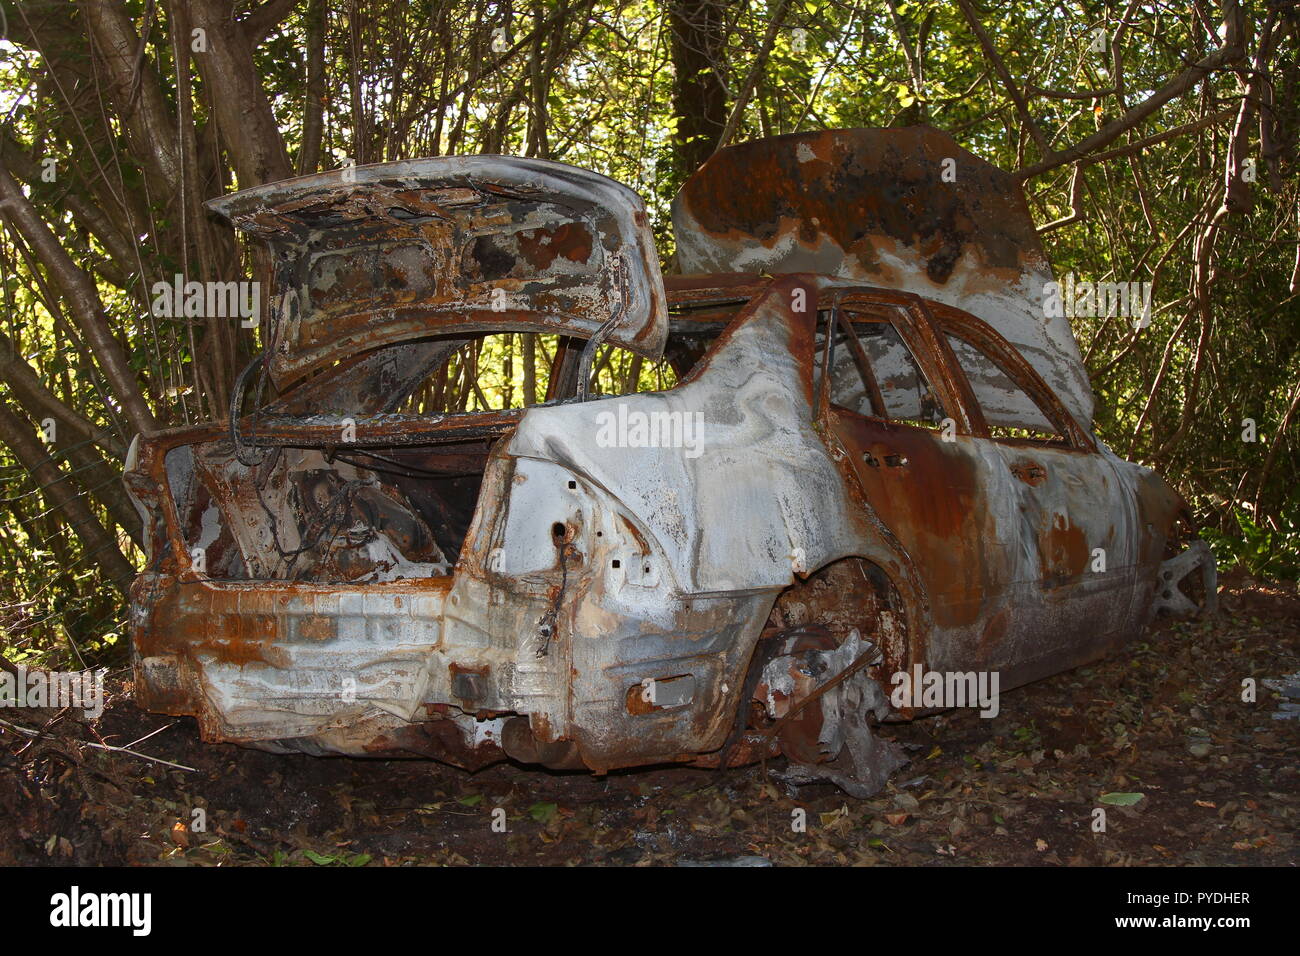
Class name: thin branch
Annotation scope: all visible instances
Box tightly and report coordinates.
[715,0,793,153]
[0,716,198,772]
[1037,162,1085,233]
[956,0,1053,157]
[1016,9,1246,180]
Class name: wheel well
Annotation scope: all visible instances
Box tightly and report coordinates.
[765,556,909,674]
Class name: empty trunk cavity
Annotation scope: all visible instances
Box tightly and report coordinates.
[167,437,491,583]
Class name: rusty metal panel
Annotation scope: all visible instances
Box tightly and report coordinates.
[671,127,1095,428]
[133,577,449,741]
[501,277,868,596]
[208,156,668,387]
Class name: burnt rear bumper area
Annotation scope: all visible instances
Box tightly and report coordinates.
[130,565,776,772]
[130,573,495,761]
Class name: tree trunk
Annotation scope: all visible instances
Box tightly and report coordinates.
[186,0,294,187]
[77,0,184,195]
[0,400,136,593]
[667,0,731,185]
[299,0,327,174]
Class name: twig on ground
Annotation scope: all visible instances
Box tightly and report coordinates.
[0,715,197,772]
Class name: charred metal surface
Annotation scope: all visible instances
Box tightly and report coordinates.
[672,127,1095,427]
[207,156,667,388]
[127,132,1215,797]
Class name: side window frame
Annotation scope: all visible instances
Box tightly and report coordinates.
[933,307,1095,453]
[816,290,986,438]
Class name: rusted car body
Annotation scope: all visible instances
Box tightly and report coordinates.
[125,128,1215,795]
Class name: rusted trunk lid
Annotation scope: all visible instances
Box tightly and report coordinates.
[208,156,668,388]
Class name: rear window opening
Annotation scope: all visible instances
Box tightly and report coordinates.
[390,332,679,412]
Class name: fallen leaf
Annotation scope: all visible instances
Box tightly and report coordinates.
[1099,792,1144,806]
[528,802,558,824]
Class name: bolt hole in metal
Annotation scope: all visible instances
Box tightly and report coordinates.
[551,521,566,540]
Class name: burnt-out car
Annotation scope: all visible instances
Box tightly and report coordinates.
[125,128,1216,796]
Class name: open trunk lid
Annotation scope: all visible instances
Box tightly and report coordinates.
[207,156,668,388]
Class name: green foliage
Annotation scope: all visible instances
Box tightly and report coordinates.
[1202,506,1300,581]
[302,849,373,867]
[1099,792,1144,806]
[528,801,559,823]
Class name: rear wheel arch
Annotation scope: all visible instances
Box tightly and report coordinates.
[760,555,926,696]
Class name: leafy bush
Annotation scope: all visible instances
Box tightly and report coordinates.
[1203,507,1300,581]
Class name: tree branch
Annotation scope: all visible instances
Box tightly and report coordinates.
[77,0,183,194]
[240,0,298,45]
[1016,8,1247,180]
[0,161,157,436]
[956,0,1053,157]
[715,0,792,153]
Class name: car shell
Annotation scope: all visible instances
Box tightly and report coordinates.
[126,133,1216,794]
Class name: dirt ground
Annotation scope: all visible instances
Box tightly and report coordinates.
[2,571,1296,867]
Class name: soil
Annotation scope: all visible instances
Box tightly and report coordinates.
[2,571,1296,867]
